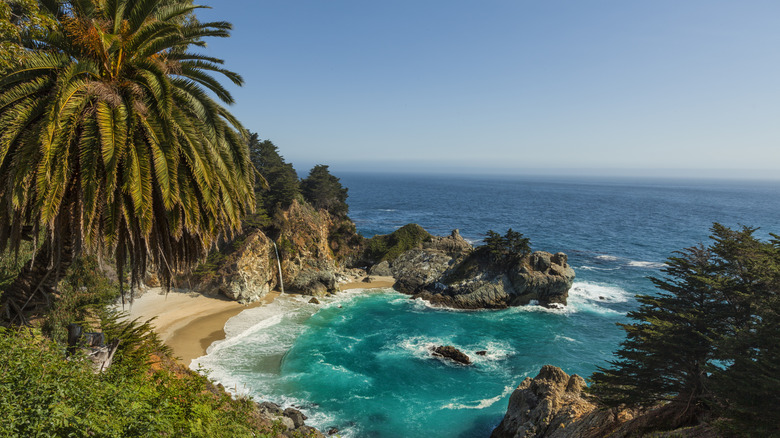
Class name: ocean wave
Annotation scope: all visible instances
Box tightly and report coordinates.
[578,265,620,271]
[569,281,630,303]
[627,260,666,269]
[553,334,579,343]
[441,385,515,410]
[595,254,619,261]
[506,301,574,315]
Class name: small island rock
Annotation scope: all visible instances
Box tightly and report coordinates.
[431,345,472,365]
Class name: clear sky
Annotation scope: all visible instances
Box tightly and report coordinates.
[197,0,780,178]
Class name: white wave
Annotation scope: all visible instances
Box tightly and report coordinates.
[578,265,620,271]
[595,255,619,261]
[442,385,515,410]
[407,297,471,313]
[627,260,666,269]
[569,281,630,303]
[507,300,574,315]
[553,335,579,343]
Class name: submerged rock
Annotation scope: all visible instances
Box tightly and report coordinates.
[431,345,472,365]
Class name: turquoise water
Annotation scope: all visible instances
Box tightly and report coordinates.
[192,174,780,437]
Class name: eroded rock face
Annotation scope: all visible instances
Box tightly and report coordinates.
[491,365,639,438]
[387,229,473,293]
[414,251,575,309]
[491,365,597,438]
[193,229,277,303]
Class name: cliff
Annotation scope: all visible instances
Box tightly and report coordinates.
[185,199,365,302]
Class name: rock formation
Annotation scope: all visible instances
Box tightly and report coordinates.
[431,345,472,365]
[255,401,325,437]
[185,199,365,301]
[491,365,620,438]
[189,229,278,303]
[414,251,575,309]
[384,229,473,293]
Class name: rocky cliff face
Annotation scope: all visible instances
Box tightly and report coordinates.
[188,200,365,301]
[386,229,473,293]
[491,365,632,438]
[188,230,278,303]
[414,251,575,309]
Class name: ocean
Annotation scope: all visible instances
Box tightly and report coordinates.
[192,173,780,438]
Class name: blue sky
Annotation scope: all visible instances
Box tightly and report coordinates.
[197,1,780,178]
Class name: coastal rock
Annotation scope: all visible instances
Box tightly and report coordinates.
[308,297,320,304]
[278,200,361,295]
[283,407,307,429]
[431,345,472,365]
[414,250,575,309]
[391,249,461,294]
[491,365,602,438]
[191,229,278,303]
[369,260,393,277]
[490,365,653,438]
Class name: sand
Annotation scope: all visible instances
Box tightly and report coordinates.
[124,276,396,364]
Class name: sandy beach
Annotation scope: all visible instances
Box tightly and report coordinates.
[125,276,395,364]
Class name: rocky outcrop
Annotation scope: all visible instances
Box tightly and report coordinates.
[255,401,325,437]
[413,250,575,309]
[431,345,472,365]
[186,199,365,301]
[491,365,623,438]
[190,229,278,303]
[385,229,473,293]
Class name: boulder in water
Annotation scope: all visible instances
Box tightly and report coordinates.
[431,345,472,365]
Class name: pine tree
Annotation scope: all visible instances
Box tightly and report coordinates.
[301,165,348,216]
[590,244,724,425]
[247,133,300,215]
[590,224,780,435]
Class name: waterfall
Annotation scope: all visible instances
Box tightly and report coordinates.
[271,241,285,294]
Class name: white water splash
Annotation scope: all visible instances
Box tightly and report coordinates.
[441,385,515,410]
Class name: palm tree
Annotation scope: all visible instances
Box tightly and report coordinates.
[0,0,254,324]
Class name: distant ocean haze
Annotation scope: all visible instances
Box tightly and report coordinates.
[193,173,780,438]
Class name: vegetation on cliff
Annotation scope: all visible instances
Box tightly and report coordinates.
[363,223,433,263]
[590,224,780,436]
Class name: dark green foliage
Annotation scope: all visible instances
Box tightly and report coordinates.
[0,327,279,437]
[484,229,531,262]
[42,256,121,344]
[301,165,349,216]
[248,133,301,216]
[589,224,780,436]
[364,224,432,263]
[590,244,723,424]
